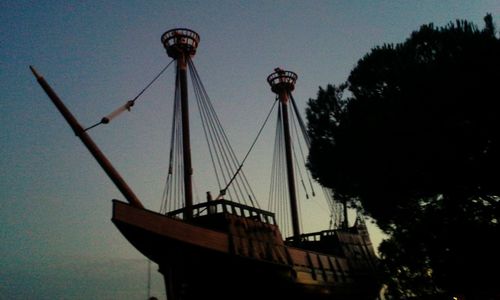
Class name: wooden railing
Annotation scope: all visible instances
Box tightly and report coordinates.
[166,199,277,225]
[285,229,338,243]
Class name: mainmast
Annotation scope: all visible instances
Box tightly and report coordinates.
[267,68,301,239]
[161,29,199,220]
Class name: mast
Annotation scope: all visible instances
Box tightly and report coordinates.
[267,68,300,239]
[161,29,199,219]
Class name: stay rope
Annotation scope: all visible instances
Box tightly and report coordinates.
[289,92,343,227]
[84,59,175,131]
[219,99,278,199]
[187,58,261,207]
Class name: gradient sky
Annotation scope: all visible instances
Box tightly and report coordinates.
[2,1,499,299]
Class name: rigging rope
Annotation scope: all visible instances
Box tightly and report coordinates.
[289,92,311,147]
[161,69,185,214]
[269,100,299,237]
[219,99,278,199]
[187,58,260,207]
[85,59,175,131]
[289,104,311,199]
[267,91,346,231]
[189,59,238,201]
[290,91,344,228]
[163,57,261,211]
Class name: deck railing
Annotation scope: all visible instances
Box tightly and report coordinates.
[285,229,338,243]
[166,199,277,225]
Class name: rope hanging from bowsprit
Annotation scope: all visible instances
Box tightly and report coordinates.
[84,59,175,131]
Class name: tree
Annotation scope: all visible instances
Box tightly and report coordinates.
[307,15,500,299]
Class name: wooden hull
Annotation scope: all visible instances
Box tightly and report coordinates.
[112,200,380,300]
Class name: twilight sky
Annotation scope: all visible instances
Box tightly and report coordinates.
[1,1,498,299]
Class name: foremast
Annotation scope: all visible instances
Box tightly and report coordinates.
[161,29,200,220]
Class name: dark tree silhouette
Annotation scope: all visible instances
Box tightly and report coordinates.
[307,15,500,299]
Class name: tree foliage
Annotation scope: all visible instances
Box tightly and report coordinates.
[307,15,500,299]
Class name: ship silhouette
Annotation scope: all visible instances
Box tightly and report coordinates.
[31,28,380,300]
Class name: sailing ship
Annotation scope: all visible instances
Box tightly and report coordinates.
[31,28,380,300]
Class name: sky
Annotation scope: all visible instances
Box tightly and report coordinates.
[1,1,499,299]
